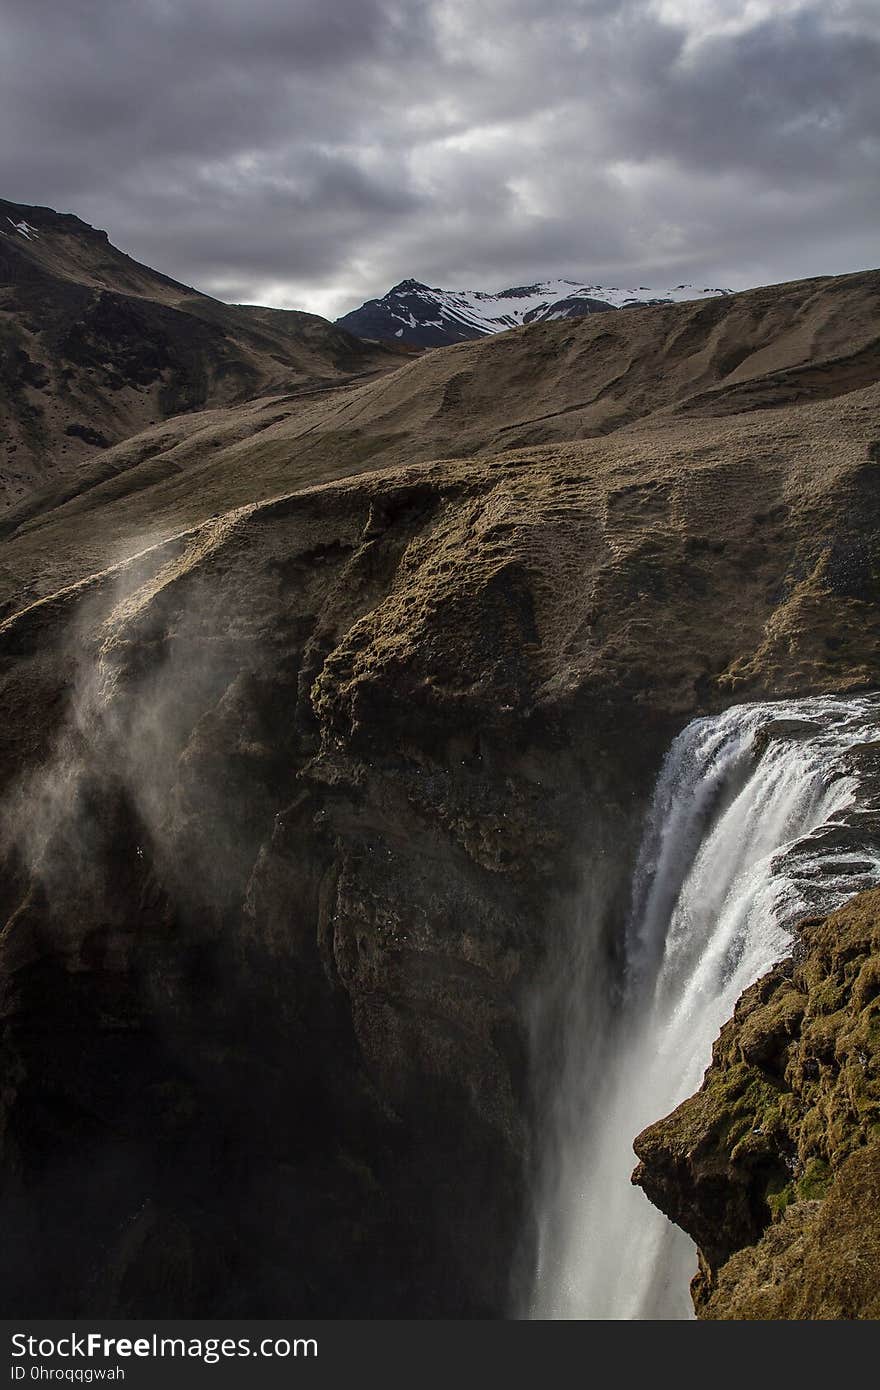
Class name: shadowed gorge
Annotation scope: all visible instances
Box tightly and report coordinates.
[1,233,879,1316]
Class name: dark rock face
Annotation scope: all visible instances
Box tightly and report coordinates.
[633,889,880,1318]
[750,717,821,758]
[522,295,615,323]
[0,492,601,1316]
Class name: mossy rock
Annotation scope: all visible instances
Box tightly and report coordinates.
[635,889,880,1317]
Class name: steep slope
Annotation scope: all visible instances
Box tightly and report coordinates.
[0,197,405,501]
[0,267,876,621]
[336,277,732,346]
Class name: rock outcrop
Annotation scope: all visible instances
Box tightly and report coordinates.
[634,890,880,1319]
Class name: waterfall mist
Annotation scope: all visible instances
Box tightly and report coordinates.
[531,694,880,1320]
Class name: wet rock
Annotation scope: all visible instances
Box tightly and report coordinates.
[752,718,821,759]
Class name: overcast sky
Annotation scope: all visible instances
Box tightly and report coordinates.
[1,0,877,318]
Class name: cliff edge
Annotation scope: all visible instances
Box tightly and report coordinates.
[634,889,880,1318]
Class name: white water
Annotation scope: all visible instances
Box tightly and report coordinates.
[532,694,880,1319]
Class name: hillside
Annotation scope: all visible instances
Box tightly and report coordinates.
[0,251,878,1316]
[0,197,405,502]
[0,266,876,620]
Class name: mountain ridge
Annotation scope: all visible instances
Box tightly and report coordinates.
[0,197,406,502]
[336,274,734,347]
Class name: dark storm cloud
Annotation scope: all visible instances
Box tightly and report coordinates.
[0,0,877,317]
[597,9,880,180]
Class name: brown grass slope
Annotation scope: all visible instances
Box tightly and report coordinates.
[1,265,876,621]
[0,197,405,502]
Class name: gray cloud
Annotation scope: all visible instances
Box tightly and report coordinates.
[0,0,877,317]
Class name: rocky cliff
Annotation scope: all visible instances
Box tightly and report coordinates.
[634,889,880,1318]
[0,258,879,1316]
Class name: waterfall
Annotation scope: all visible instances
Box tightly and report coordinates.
[531,693,880,1320]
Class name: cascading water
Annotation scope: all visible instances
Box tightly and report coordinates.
[531,693,880,1320]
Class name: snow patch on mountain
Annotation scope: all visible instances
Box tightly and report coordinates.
[4,217,39,240]
[336,276,733,347]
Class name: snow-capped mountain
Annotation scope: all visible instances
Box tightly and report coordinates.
[336,277,733,348]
